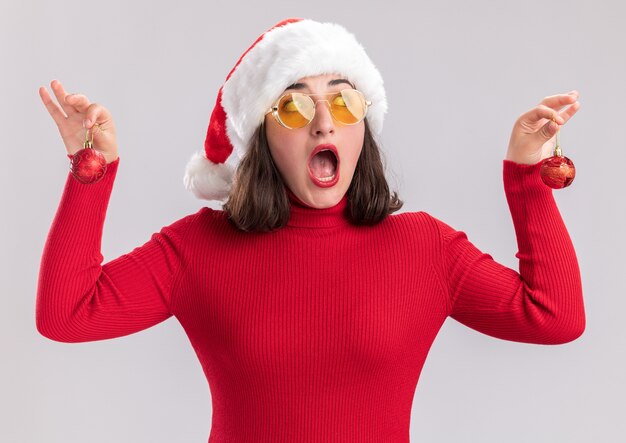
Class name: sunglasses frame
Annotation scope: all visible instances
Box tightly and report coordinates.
[265,89,372,129]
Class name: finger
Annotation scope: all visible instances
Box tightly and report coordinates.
[557,100,581,125]
[39,86,70,127]
[539,91,579,109]
[524,105,565,125]
[83,103,112,129]
[50,79,76,117]
[64,93,92,114]
[536,119,559,142]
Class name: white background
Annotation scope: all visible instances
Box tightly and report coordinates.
[2,0,624,441]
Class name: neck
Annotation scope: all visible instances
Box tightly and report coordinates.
[286,189,350,228]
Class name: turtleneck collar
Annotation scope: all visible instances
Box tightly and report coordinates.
[286,188,350,228]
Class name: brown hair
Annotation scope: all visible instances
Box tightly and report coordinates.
[223,118,403,232]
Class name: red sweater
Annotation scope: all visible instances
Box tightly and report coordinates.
[36,157,585,442]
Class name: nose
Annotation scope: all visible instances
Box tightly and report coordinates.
[309,100,335,136]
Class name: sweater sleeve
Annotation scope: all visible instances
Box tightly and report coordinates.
[435,160,585,344]
[36,157,197,343]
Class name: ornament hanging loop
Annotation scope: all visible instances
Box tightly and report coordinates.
[552,116,562,157]
[83,124,97,149]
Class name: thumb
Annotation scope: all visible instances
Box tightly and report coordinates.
[538,120,559,141]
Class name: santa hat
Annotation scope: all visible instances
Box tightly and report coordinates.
[183,18,387,201]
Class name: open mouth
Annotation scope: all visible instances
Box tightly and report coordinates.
[308,144,340,187]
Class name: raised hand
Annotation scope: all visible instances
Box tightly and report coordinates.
[39,80,119,164]
[506,91,581,165]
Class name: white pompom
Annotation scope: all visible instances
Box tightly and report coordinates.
[183,151,235,201]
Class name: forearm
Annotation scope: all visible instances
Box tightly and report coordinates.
[36,158,120,341]
[502,159,585,342]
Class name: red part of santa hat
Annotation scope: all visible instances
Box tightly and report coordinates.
[184,18,387,201]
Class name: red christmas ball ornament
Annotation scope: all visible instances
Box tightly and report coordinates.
[69,127,107,184]
[540,154,575,189]
[539,126,575,189]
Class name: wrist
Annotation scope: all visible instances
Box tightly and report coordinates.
[505,149,542,165]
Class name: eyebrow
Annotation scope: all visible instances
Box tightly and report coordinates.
[283,78,355,92]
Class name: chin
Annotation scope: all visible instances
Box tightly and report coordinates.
[299,186,347,209]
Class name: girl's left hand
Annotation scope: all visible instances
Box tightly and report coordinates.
[505,91,581,165]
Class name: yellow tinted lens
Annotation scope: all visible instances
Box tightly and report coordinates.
[277,93,314,128]
[330,90,367,124]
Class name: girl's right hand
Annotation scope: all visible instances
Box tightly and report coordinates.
[39,79,119,164]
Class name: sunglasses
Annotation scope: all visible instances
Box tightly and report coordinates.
[265,89,372,129]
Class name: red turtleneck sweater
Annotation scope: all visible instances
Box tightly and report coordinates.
[36,157,585,442]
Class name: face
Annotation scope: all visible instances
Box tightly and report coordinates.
[264,73,366,209]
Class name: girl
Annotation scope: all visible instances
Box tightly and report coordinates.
[37,18,584,443]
